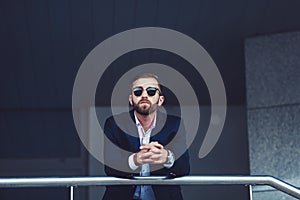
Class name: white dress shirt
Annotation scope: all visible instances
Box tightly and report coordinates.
[128,112,174,170]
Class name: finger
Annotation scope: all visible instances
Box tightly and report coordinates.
[139,151,153,159]
[140,158,156,164]
[149,153,163,160]
[141,142,163,149]
[139,148,149,152]
[140,144,153,150]
[144,158,165,164]
[149,141,163,149]
[150,160,165,164]
[140,144,150,149]
[139,147,151,152]
[149,147,162,154]
[143,142,163,151]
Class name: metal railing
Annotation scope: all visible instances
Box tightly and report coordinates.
[0,176,300,199]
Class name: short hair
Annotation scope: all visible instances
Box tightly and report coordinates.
[131,73,161,90]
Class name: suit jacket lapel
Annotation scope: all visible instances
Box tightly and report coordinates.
[151,111,167,143]
[128,110,140,151]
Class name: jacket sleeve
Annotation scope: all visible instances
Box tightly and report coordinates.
[152,117,190,177]
[103,117,139,178]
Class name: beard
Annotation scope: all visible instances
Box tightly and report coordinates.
[133,98,159,115]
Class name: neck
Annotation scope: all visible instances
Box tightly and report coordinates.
[134,110,156,131]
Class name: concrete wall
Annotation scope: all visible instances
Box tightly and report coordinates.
[245,31,300,200]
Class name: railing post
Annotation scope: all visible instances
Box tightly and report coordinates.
[70,186,74,200]
[249,185,253,200]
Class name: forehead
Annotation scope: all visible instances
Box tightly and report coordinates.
[132,77,159,88]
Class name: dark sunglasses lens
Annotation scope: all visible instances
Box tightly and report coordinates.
[133,89,143,96]
[146,88,157,96]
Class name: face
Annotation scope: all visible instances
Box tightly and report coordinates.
[129,77,164,115]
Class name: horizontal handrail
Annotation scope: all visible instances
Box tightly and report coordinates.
[0,176,299,199]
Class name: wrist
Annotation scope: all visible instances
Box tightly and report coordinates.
[134,153,141,166]
[128,153,140,171]
[165,149,175,165]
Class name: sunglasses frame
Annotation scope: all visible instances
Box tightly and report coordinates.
[132,87,160,97]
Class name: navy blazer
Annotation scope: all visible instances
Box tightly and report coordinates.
[103,110,190,200]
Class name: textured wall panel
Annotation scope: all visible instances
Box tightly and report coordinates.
[253,190,295,200]
[248,106,300,185]
[245,32,300,200]
[245,32,300,108]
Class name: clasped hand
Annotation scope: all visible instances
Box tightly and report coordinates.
[134,141,168,165]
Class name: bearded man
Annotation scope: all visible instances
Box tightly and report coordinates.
[103,73,190,200]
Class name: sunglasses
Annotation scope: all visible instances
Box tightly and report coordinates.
[132,87,160,97]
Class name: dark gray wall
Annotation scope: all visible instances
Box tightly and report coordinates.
[245,31,300,200]
[1,0,300,199]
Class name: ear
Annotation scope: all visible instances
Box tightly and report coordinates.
[158,95,164,106]
[129,95,133,106]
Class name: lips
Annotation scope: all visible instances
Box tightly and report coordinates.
[139,100,150,104]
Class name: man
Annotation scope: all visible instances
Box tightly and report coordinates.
[103,73,190,200]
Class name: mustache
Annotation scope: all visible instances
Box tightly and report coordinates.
[138,99,151,104]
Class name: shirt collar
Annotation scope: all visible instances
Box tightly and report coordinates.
[134,112,157,130]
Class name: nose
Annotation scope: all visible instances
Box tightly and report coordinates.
[141,89,148,97]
